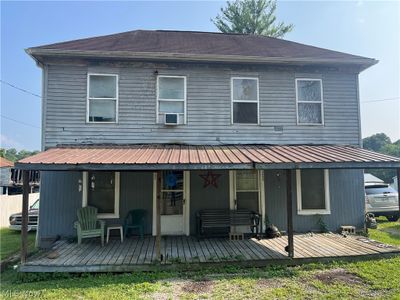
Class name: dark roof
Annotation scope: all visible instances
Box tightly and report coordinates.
[16,144,400,171]
[27,30,377,70]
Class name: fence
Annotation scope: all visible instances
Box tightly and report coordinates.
[0,193,39,228]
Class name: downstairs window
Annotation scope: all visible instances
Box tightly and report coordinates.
[296,169,330,215]
[83,171,120,218]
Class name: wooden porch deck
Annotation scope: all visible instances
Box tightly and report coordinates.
[21,234,400,272]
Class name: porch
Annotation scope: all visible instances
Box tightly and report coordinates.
[15,144,400,267]
[20,234,400,272]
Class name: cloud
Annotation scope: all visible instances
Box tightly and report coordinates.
[0,134,23,150]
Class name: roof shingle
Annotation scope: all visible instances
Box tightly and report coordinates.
[27,30,377,69]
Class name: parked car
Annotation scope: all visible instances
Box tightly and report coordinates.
[9,199,39,231]
[365,184,399,221]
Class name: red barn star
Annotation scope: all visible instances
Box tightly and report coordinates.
[199,171,221,188]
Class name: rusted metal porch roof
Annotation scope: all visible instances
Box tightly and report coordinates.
[15,144,400,171]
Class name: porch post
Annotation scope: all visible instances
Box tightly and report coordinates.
[286,169,294,258]
[155,171,162,261]
[21,170,30,263]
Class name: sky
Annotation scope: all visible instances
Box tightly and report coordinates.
[1,0,399,151]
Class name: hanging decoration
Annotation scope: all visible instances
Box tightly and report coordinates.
[165,172,177,189]
[199,171,221,188]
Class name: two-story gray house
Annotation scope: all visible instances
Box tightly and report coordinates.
[17,30,400,271]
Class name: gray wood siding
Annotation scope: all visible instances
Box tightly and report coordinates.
[189,170,230,235]
[38,169,364,247]
[38,171,82,243]
[43,62,361,148]
[119,171,153,235]
[264,169,365,232]
[38,171,154,247]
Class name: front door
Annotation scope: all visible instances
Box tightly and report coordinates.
[153,171,190,235]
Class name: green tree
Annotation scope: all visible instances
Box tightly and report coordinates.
[363,133,391,152]
[212,0,293,37]
[0,148,39,162]
[363,134,400,183]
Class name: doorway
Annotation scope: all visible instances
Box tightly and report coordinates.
[152,171,190,235]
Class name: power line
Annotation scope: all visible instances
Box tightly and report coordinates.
[361,97,400,103]
[1,115,41,129]
[0,80,41,99]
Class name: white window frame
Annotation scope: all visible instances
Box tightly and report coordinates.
[86,73,119,124]
[231,77,260,125]
[295,78,324,126]
[229,170,266,231]
[156,75,187,124]
[82,171,120,219]
[296,169,330,215]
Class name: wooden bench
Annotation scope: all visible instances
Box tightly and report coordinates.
[196,209,260,239]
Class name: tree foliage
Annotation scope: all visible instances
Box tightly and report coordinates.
[362,133,400,183]
[212,0,293,37]
[0,148,39,162]
[363,133,392,153]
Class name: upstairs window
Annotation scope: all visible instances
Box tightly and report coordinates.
[87,74,118,123]
[157,76,186,124]
[296,169,330,215]
[296,79,324,125]
[231,77,259,124]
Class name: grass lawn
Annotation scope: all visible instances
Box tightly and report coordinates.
[0,220,399,300]
[0,228,36,261]
[368,217,400,246]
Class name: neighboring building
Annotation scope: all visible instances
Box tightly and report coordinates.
[0,157,40,195]
[0,157,14,195]
[18,30,400,251]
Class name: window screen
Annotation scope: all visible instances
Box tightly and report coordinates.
[87,171,115,214]
[300,169,325,210]
[296,79,323,124]
[232,78,258,124]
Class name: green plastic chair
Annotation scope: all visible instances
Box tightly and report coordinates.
[74,206,105,246]
[124,209,147,239]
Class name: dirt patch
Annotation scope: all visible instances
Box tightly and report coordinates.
[181,279,214,294]
[257,278,284,289]
[314,268,364,285]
